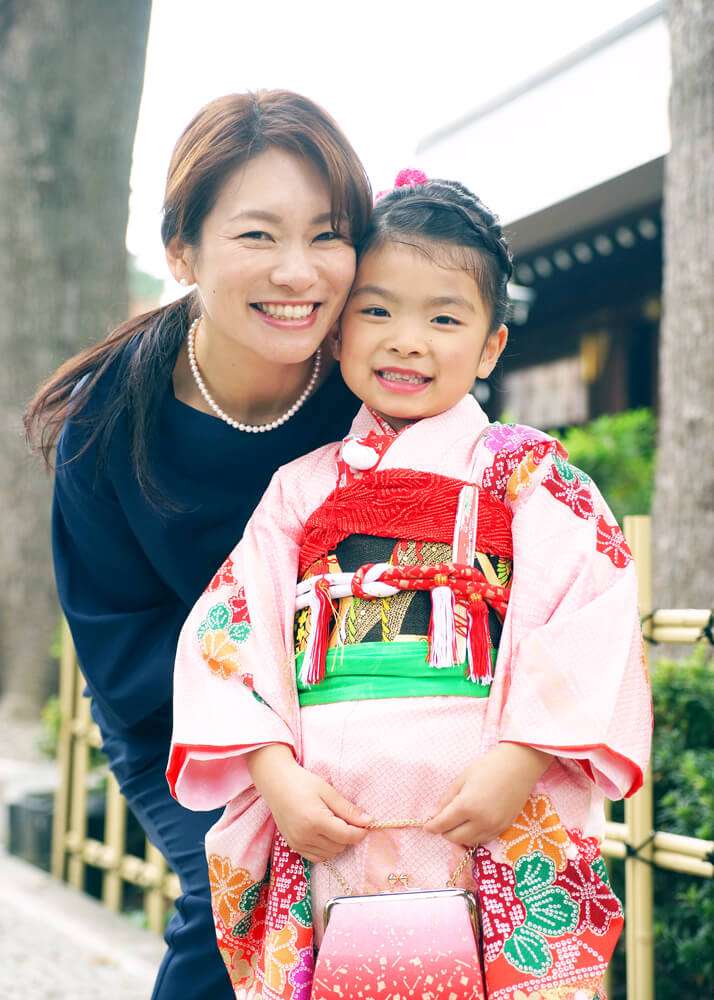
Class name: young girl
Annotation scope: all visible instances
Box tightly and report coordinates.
[167,171,651,1000]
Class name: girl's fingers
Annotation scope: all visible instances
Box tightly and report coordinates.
[424,796,469,835]
[319,812,370,846]
[441,821,480,847]
[434,777,463,815]
[321,785,373,828]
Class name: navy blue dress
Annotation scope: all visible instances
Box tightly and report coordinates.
[53,353,359,999]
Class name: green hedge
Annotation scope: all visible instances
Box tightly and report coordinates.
[610,645,714,997]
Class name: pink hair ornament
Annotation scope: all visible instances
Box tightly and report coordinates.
[375,167,429,203]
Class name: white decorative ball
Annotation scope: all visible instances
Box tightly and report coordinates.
[341,438,380,471]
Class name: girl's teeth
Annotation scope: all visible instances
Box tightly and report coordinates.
[258,303,315,319]
[380,371,428,384]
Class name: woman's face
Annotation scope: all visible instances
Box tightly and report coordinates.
[175,147,357,366]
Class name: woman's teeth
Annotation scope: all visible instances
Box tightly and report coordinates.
[379,370,430,384]
[255,303,316,319]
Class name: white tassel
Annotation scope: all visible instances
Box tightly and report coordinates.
[428,586,459,668]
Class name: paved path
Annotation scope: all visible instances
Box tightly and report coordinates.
[0,851,166,999]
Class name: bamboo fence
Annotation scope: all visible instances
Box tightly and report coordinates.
[50,515,713,996]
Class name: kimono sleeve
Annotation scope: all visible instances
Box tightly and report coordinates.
[497,448,652,800]
[167,467,303,811]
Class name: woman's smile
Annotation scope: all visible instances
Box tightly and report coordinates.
[251,300,321,328]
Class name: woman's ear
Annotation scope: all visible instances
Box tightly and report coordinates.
[477,325,508,379]
[165,235,197,287]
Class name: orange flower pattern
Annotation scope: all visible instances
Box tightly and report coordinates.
[208,854,253,929]
[499,793,571,872]
[263,923,300,994]
[201,629,241,679]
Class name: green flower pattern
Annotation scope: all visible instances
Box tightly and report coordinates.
[197,601,251,644]
[502,851,580,977]
[553,452,591,486]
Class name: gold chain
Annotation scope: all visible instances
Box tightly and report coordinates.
[320,819,476,897]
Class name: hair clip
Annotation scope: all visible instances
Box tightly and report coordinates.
[375,167,428,203]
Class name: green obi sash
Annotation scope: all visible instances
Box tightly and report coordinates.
[296,639,495,707]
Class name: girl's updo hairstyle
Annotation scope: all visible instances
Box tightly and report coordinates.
[359,177,513,332]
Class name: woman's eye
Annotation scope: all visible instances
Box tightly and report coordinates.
[432,314,460,325]
[314,230,342,242]
[238,231,271,241]
[362,306,390,318]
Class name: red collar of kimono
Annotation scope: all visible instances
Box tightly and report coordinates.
[299,468,512,577]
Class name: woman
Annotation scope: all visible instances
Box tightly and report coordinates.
[25,90,372,1000]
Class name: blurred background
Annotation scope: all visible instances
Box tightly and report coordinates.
[0,2,711,997]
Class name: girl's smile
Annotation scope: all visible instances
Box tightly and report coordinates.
[337,241,508,429]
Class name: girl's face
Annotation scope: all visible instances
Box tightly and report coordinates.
[169,147,357,366]
[337,242,508,429]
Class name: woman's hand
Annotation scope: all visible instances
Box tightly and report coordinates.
[423,742,552,846]
[247,744,373,863]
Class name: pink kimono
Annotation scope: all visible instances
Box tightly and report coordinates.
[168,394,651,1000]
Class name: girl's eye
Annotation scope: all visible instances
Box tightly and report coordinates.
[361,306,390,318]
[238,231,272,241]
[432,314,460,325]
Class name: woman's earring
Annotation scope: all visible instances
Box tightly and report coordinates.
[179,277,188,287]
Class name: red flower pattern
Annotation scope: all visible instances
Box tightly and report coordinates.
[595,516,632,568]
[482,440,555,501]
[229,587,250,625]
[555,856,622,936]
[542,465,595,520]
[266,835,310,934]
[568,828,601,865]
[473,847,527,963]
[206,556,236,592]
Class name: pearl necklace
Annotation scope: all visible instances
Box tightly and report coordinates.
[186,317,322,433]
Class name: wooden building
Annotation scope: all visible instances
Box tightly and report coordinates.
[417,3,668,428]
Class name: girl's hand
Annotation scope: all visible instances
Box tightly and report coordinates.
[247,744,373,863]
[423,743,552,846]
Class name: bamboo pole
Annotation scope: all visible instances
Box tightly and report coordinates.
[66,666,92,890]
[623,516,655,1000]
[51,621,78,879]
[651,609,711,628]
[144,841,169,934]
[102,772,127,911]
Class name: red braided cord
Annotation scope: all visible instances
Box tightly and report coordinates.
[300,469,512,576]
[349,561,509,616]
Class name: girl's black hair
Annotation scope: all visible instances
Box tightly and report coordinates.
[358,178,513,332]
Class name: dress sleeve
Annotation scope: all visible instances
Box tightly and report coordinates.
[496,446,652,800]
[167,467,303,811]
[53,424,183,731]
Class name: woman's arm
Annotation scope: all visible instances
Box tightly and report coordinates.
[53,424,182,732]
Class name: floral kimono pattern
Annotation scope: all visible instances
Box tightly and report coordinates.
[167,395,651,1000]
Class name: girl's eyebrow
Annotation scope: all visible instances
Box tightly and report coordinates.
[427,295,475,313]
[351,284,397,300]
[351,287,475,313]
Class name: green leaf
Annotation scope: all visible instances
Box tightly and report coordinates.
[522,884,579,936]
[514,851,557,897]
[206,603,231,630]
[228,621,251,644]
[503,924,553,976]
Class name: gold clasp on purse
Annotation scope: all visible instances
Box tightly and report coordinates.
[387,872,410,890]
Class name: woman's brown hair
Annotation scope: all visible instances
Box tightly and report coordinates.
[25,90,372,505]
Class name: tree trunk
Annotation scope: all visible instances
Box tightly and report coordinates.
[0,1,152,717]
[653,0,714,611]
